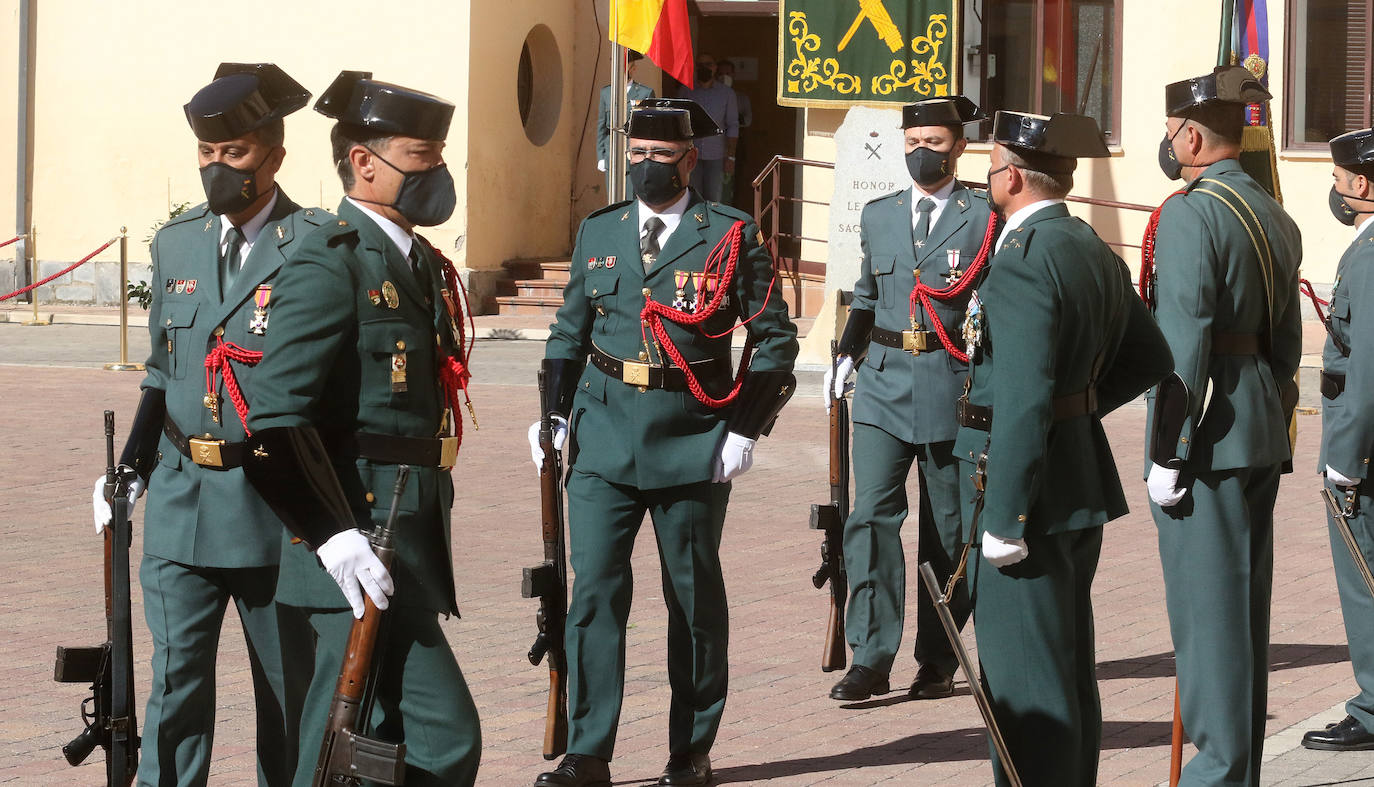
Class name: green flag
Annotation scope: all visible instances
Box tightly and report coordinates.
[778,0,960,108]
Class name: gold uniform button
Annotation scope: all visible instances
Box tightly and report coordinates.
[584,381,590,388]
[1180,437,1189,444]
[1017,514,1027,522]
[165,318,173,326]
[365,492,376,503]
[642,288,652,297]
[213,326,224,337]
[396,340,406,351]
[592,288,599,296]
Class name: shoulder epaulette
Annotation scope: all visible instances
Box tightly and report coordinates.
[586,199,635,222]
[867,188,907,207]
[161,202,211,231]
[297,207,333,227]
[318,218,360,247]
[705,200,753,224]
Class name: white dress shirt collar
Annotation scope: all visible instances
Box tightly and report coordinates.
[637,189,692,249]
[997,198,1065,250]
[910,178,957,230]
[347,196,415,259]
[1356,213,1374,239]
[218,188,279,257]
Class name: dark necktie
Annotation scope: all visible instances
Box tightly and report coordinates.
[221,227,245,292]
[408,245,431,303]
[914,197,936,248]
[641,216,665,269]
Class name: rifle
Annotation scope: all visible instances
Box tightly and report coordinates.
[810,340,849,673]
[312,466,411,787]
[54,410,139,785]
[522,369,569,759]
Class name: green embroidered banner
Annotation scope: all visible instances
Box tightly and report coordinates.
[777,0,959,108]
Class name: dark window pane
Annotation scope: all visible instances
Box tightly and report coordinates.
[1292,0,1370,144]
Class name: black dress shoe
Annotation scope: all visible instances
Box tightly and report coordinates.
[1302,715,1374,751]
[829,664,890,700]
[908,663,955,699]
[659,752,713,786]
[534,753,611,787]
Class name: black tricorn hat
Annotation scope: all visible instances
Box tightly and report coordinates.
[992,111,1110,159]
[901,96,986,129]
[315,70,455,140]
[184,63,310,142]
[1165,65,1272,116]
[629,98,723,140]
[1330,129,1374,167]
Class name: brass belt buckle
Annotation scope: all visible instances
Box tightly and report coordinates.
[903,330,927,355]
[189,436,225,468]
[438,436,459,469]
[622,360,650,387]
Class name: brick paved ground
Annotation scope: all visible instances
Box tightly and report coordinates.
[3,320,1374,785]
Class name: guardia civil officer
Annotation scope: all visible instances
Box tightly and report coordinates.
[1144,66,1302,786]
[824,96,994,702]
[88,63,324,786]
[527,98,798,787]
[952,111,1173,786]
[1300,128,1374,751]
[241,71,481,786]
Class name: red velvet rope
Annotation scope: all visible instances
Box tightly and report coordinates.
[0,234,22,250]
[1138,190,1187,308]
[0,236,118,302]
[907,212,1000,362]
[641,221,755,408]
[204,337,262,434]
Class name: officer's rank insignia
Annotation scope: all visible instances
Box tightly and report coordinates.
[368,289,382,307]
[275,225,285,240]
[391,340,408,392]
[175,280,186,294]
[381,281,400,309]
[915,239,926,249]
[248,285,271,335]
[963,290,984,361]
[605,255,616,269]
[673,270,691,311]
[957,198,967,208]
[185,280,197,294]
[942,250,962,284]
[204,219,213,231]
[756,231,765,246]
[165,278,175,293]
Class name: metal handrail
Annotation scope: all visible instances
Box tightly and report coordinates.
[751,155,834,189]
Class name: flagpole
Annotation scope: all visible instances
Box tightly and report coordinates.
[608,1,628,204]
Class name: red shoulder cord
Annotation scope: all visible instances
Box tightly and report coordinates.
[205,338,262,434]
[1138,189,1187,308]
[640,220,779,408]
[427,242,477,447]
[907,212,999,363]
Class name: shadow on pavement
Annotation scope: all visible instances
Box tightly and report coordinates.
[1097,643,1350,681]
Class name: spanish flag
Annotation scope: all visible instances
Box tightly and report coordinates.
[611,0,694,88]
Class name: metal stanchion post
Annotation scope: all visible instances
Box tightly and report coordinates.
[21,225,48,326]
[105,227,143,371]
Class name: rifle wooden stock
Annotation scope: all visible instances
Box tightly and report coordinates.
[312,467,410,787]
[811,341,849,673]
[525,369,569,760]
[1169,681,1183,787]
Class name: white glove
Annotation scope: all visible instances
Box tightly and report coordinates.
[91,473,146,535]
[712,431,756,483]
[1328,465,1359,488]
[597,159,607,173]
[527,416,569,471]
[982,531,1029,568]
[1147,462,1187,507]
[317,529,394,619]
[821,355,856,411]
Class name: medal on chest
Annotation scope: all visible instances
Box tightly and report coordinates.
[673,270,692,312]
[942,249,963,285]
[248,285,272,335]
[391,339,408,393]
[962,290,984,361]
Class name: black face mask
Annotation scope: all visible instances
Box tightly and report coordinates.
[362,148,457,227]
[1331,185,1361,226]
[200,157,269,215]
[906,147,952,187]
[629,157,686,205]
[984,165,1009,216]
[1158,130,1184,181]
[696,65,714,84]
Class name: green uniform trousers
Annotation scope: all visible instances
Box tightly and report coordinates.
[844,424,968,676]
[564,471,731,760]
[971,526,1104,787]
[1326,481,1374,731]
[1154,464,1280,787]
[137,557,311,787]
[292,607,481,787]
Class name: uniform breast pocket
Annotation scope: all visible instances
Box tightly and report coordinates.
[359,319,425,408]
[585,273,620,334]
[161,302,199,380]
[872,255,897,308]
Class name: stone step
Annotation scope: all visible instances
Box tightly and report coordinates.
[493,295,563,317]
[539,261,571,283]
[515,279,567,298]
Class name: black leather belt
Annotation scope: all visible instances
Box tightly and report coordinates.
[589,344,725,391]
[872,325,943,355]
[1213,332,1260,355]
[957,388,1099,431]
[163,417,247,469]
[328,431,459,469]
[1322,371,1347,400]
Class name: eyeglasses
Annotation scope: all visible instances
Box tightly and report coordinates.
[627,147,687,164]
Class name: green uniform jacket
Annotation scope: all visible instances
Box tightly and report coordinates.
[545,193,799,489]
[141,192,331,568]
[247,199,463,614]
[1320,220,1374,479]
[597,82,655,164]
[848,182,993,444]
[1147,159,1303,472]
[952,204,1173,539]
